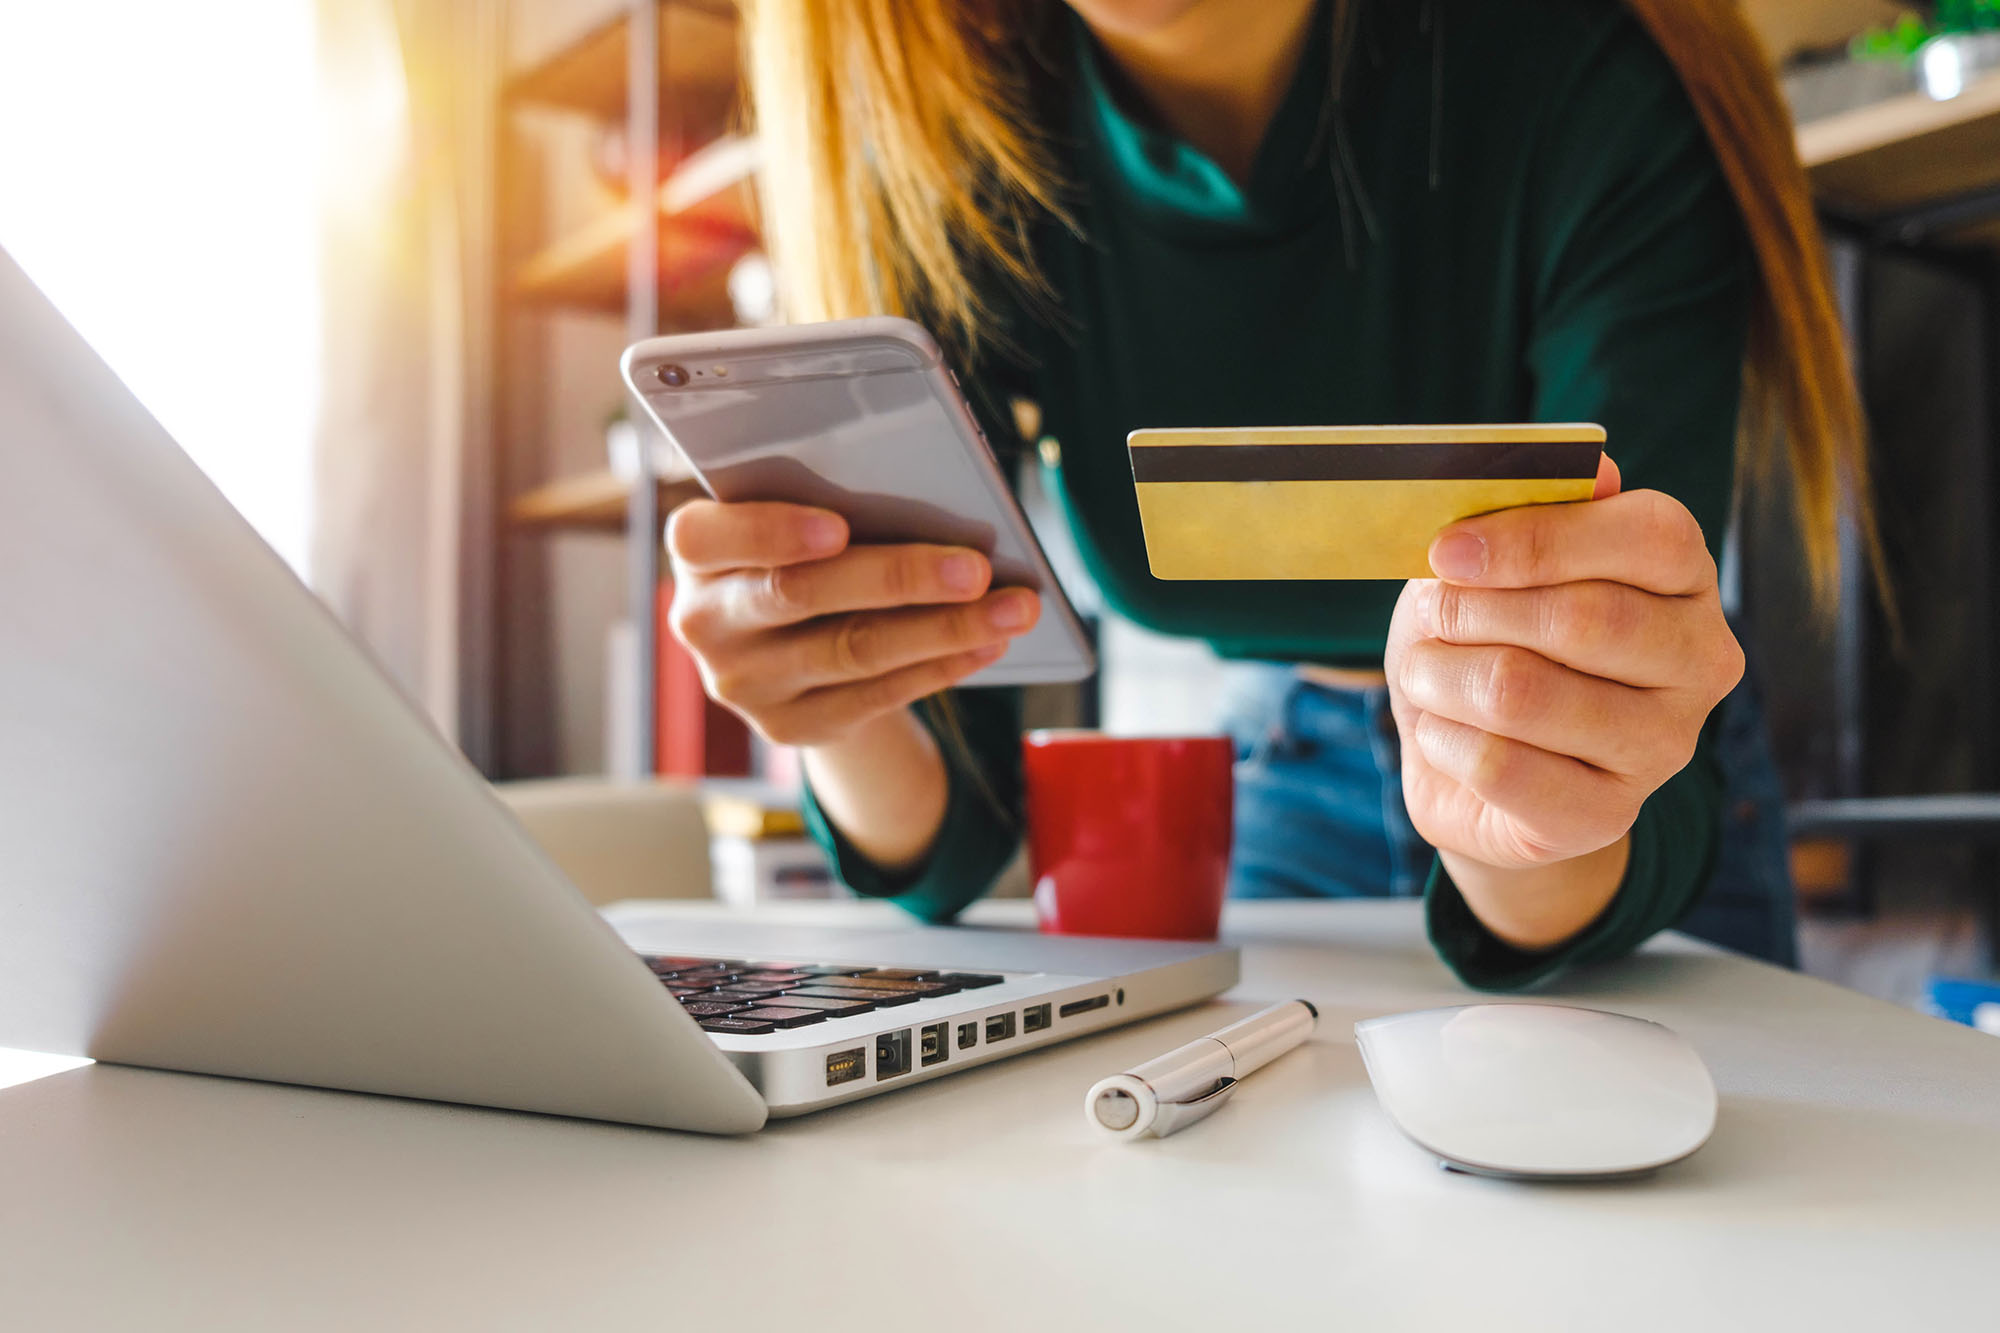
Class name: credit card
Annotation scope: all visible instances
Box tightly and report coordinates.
[1127,424,1605,581]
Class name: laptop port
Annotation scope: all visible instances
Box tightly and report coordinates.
[1059,995,1110,1019]
[826,1047,866,1086]
[985,1012,1016,1043]
[875,1029,912,1080]
[920,1022,949,1067]
[956,1021,979,1050]
[1023,1003,1052,1033]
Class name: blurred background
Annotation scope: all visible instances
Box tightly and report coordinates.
[0,0,1994,1017]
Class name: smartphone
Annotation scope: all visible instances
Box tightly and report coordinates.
[620,316,1096,686]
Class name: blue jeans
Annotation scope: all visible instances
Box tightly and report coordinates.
[1220,663,1798,967]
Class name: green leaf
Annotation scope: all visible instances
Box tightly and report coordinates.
[1934,0,2000,34]
[1850,13,1934,61]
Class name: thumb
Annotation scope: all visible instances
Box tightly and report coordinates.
[1591,452,1622,502]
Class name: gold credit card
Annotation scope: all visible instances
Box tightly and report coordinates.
[1128,423,1605,581]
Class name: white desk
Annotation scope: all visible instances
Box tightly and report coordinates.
[2,900,1996,1331]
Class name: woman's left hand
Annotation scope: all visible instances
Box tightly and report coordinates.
[1383,456,1744,899]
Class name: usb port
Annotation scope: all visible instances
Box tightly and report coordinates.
[957,1021,979,1050]
[920,1022,949,1067]
[985,1012,1016,1043]
[875,1029,912,1080]
[826,1047,866,1086]
[1059,995,1110,1019]
[1023,1003,1052,1033]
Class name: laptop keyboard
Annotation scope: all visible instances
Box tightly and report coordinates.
[640,955,1005,1035]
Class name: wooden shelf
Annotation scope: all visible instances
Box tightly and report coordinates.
[510,468,705,534]
[508,0,740,127]
[514,216,747,315]
[1744,0,1907,65]
[1799,72,2000,238]
[514,132,758,314]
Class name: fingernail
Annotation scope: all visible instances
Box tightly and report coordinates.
[940,553,983,594]
[804,514,845,553]
[1429,532,1486,581]
[988,593,1033,630]
[1415,580,1442,637]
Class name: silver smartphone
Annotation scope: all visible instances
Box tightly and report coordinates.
[620,316,1096,686]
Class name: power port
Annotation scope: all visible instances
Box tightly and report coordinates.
[985,1012,1016,1043]
[875,1029,912,1080]
[826,1047,866,1086]
[920,1022,949,1067]
[957,1021,979,1050]
[1023,1003,1052,1034]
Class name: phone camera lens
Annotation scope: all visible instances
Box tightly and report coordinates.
[657,364,690,388]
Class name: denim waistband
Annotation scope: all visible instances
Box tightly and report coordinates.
[1219,662,1431,899]
[1220,662,1394,756]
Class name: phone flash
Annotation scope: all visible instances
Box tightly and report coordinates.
[713,366,729,378]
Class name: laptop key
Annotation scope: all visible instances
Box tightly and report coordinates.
[698,1017,778,1034]
[729,1006,831,1029]
[791,986,920,1008]
[936,973,1005,988]
[767,996,875,1016]
[641,955,705,973]
[794,965,869,976]
[743,961,836,974]
[681,1001,751,1018]
[709,985,790,1000]
[857,969,938,981]
[737,971,813,985]
[823,977,960,996]
[668,984,719,997]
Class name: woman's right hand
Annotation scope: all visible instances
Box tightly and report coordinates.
[665,500,1042,748]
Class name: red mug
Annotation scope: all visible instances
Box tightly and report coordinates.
[1022,731,1235,941]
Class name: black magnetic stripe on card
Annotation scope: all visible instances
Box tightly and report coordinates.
[1128,442,1603,484]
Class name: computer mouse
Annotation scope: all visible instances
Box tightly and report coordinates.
[1354,1003,1717,1180]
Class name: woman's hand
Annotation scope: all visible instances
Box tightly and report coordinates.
[1382,458,1744,948]
[666,500,1042,747]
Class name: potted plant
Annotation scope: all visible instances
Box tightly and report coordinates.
[1782,4,1925,123]
[1854,0,2000,99]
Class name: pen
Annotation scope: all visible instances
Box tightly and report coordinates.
[1085,999,1318,1140]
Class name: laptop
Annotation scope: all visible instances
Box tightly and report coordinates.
[0,246,1237,1133]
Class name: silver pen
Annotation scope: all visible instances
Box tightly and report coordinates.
[1085,999,1318,1140]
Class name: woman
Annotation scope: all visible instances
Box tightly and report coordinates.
[666,0,1872,988]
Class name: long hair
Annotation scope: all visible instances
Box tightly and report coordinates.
[742,0,1876,604]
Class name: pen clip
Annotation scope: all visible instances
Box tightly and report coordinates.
[1149,1077,1238,1137]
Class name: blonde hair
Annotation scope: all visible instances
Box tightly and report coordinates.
[743,0,1876,602]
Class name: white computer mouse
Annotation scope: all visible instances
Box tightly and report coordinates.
[1354,1003,1717,1180]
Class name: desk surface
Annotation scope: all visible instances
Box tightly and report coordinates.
[2,899,1996,1331]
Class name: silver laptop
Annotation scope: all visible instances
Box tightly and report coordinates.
[0,246,1236,1133]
